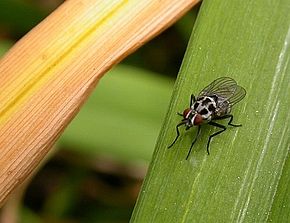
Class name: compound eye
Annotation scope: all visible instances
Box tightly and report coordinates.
[183,108,191,118]
[194,114,203,125]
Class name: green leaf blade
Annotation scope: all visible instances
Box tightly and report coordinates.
[131,0,290,222]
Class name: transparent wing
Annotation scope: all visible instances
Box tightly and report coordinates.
[199,77,246,106]
[199,77,237,98]
[228,85,246,106]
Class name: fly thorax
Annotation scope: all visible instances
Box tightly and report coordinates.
[192,96,217,121]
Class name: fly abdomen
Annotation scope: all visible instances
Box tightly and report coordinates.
[215,98,231,117]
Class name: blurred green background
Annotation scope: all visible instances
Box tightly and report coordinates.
[0,1,198,222]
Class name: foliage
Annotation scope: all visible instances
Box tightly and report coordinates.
[59,65,174,162]
[131,0,290,222]
[0,1,194,222]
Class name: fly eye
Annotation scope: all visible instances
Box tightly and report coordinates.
[183,108,191,118]
[193,114,203,125]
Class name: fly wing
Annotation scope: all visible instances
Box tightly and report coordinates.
[199,77,237,98]
[228,85,246,106]
[199,77,246,106]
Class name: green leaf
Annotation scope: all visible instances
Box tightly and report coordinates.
[131,0,290,222]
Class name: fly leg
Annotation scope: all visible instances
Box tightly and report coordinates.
[186,125,201,160]
[177,94,195,116]
[214,114,242,127]
[207,122,227,155]
[190,94,196,107]
[226,114,242,127]
[177,112,183,117]
[168,122,185,149]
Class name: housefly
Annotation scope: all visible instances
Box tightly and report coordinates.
[168,77,246,159]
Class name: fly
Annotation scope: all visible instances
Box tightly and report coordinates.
[168,77,246,159]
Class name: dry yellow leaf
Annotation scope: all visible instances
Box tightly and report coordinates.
[0,0,199,205]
